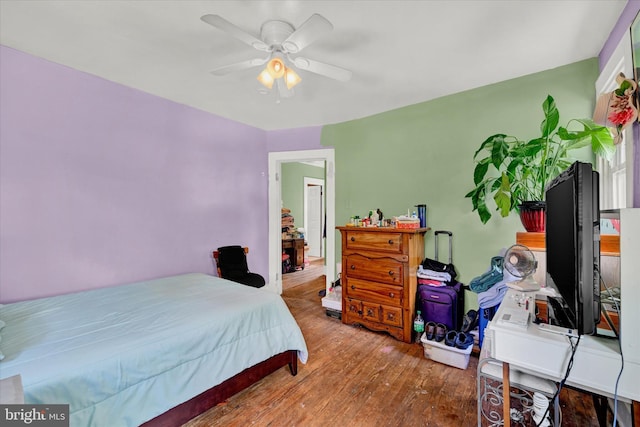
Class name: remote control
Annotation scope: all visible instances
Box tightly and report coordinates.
[537,323,578,338]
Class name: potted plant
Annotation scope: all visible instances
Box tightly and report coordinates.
[465,95,615,231]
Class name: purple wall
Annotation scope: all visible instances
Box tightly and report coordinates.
[0,46,270,302]
[599,0,640,207]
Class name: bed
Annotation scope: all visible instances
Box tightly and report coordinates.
[0,273,308,426]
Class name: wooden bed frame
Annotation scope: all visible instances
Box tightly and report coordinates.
[141,350,298,426]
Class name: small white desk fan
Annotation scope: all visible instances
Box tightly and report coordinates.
[504,244,540,292]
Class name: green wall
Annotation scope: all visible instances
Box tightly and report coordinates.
[281,162,325,232]
[322,59,599,310]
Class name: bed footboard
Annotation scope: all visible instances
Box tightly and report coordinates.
[142,350,298,427]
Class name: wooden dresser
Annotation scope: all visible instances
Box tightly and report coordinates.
[337,226,429,343]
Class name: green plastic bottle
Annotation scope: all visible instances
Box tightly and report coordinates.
[413,310,425,343]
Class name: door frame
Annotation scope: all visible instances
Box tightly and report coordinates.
[304,177,324,258]
[268,149,335,296]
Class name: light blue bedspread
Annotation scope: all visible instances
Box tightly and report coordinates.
[0,273,308,426]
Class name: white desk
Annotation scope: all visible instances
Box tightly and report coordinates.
[487,209,640,426]
[487,288,639,425]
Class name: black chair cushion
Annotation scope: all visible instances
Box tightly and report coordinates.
[217,245,265,288]
[232,272,266,288]
[217,245,249,275]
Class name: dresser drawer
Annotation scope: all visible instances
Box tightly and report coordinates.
[362,300,381,323]
[345,254,403,285]
[345,277,403,306]
[344,230,402,253]
[381,305,403,328]
[344,299,403,328]
[345,298,364,319]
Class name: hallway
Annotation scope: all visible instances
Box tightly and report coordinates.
[282,257,325,291]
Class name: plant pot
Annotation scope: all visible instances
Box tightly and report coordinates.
[518,201,546,232]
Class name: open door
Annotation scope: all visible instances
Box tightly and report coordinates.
[268,149,335,298]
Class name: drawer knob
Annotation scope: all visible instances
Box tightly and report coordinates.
[388,271,394,276]
[350,265,356,270]
[350,236,356,242]
[388,239,393,245]
[389,293,395,298]
[351,285,356,290]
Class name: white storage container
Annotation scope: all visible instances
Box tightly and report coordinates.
[420,333,473,370]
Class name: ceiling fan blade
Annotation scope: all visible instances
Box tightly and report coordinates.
[281,14,333,53]
[210,57,269,76]
[201,14,270,52]
[291,57,352,82]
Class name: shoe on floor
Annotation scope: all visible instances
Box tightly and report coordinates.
[455,331,474,349]
[435,323,447,342]
[425,321,437,340]
[461,309,478,333]
[445,330,457,347]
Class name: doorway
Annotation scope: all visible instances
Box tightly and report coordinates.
[268,149,335,298]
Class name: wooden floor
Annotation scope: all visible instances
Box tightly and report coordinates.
[282,256,325,291]
[183,274,604,427]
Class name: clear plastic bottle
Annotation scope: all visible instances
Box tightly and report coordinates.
[413,310,425,343]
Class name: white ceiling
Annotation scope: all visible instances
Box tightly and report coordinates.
[0,1,627,131]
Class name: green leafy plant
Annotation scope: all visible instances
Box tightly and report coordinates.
[465,95,615,224]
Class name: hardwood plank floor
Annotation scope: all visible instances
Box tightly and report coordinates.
[282,256,325,291]
[183,276,605,426]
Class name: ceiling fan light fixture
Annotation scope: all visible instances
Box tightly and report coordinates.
[284,67,302,89]
[257,57,300,91]
[257,69,275,89]
[266,58,286,79]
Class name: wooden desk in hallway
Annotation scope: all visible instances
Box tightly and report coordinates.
[283,238,305,270]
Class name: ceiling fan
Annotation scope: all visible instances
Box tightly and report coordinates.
[200,13,352,98]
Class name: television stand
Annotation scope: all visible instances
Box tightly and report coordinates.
[488,288,638,426]
[491,209,640,425]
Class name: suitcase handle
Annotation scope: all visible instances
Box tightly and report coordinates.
[434,230,453,263]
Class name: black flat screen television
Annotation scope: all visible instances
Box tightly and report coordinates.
[544,161,601,335]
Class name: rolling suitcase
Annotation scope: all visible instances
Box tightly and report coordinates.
[420,230,457,283]
[417,231,465,331]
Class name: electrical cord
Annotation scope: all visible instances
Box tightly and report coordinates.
[601,276,624,426]
[534,334,581,427]
[536,277,625,426]
[599,275,620,338]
